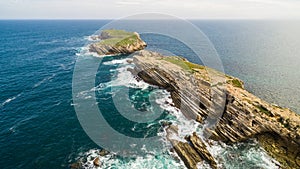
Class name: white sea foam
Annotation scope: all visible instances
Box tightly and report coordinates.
[75,52,279,169]
[38,40,59,45]
[197,161,211,169]
[58,62,75,71]
[75,45,123,58]
[152,85,280,169]
[75,46,101,58]
[155,90,199,140]
[76,90,186,169]
[1,93,22,107]
[79,148,185,169]
[75,60,187,168]
[84,35,101,42]
[96,58,150,91]
[33,73,56,88]
[206,139,280,169]
[102,58,129,65]
[9,115,38,133]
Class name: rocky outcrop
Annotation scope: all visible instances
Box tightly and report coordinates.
[69,149,109,169]
[89,30,147,56]
[166,125,205,169]
[93,157,101,167]
[187,133,218,169]
[132,50,300,169]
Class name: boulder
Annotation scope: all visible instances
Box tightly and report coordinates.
[93,157,101,167]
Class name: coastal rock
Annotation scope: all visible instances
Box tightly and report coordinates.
[132,50,300,169]
[166,125,203,169]
[98,149,109,156]
[187,133,218,169]
[165,126,218,169]
[69,161,82,169]
[89,30,147,56]
[93,157,101,167]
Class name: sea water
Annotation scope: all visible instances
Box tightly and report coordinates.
[0,20,299,169]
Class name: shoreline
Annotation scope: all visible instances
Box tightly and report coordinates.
[132,50,300,169]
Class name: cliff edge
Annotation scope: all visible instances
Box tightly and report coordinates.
[132,50,300,169]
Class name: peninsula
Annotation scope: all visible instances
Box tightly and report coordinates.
[86,30,300,169]
[132,50,300,169]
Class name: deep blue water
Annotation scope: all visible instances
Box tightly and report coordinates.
[0,20,299,169]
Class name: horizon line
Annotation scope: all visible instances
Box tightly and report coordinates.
[0,18,299,21]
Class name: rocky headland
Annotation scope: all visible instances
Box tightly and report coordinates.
[89,29,147,56]
[77,30,300,169]
[131,50,300,169]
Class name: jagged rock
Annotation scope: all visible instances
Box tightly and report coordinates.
[173,141,202,169]
[166,125,203,169]
[98,149,109,156]
[187,133,218,169]
[257,133,300,169]
[126,59,133,64]
[69,161,82,169]
[165,125,218,169]
[93,157,101,167]
[132,50,300,169]
[89,30,147,56]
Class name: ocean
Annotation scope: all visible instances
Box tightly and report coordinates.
[0,20,299,169]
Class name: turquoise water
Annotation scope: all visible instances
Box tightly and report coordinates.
[0,20,299,169]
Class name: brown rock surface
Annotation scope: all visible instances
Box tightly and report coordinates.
[132,50,300,169]
[187,133,218,169]
[166,125,203,169]
[93,157,101,167]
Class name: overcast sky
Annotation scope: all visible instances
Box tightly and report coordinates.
[0,0,300,19]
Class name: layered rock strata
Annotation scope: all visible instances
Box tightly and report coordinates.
[132,50,300,169]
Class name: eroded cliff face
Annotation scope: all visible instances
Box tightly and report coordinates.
[89,30,147,56]
[132,50,300,169]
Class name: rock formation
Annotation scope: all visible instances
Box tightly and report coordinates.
[132,50,300,169]
[89,30,147,56]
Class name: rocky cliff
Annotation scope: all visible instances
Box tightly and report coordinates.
[89,30,147,56]
[132,50,300,169]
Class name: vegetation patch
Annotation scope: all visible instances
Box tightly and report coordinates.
[96,30,139,46]
[255,105,272,116]
[162,56,248,89]
[162,56,191,71]
[162,56,205,72]
[115,35,139,47]
[231,79,243,88]
[102,29,135,37]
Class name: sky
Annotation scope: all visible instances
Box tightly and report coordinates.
[0,0,300,19]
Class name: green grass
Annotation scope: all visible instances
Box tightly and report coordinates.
[255,105,272,116]
[98,38,122,45]
[162,56,191,71]
[185,62,205,70]
[95,30,140,47]
[231,79,243,88]
[162,56,205,73]
[162,56,247,89]
[115,35,139,47]
[102,29,135,37]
